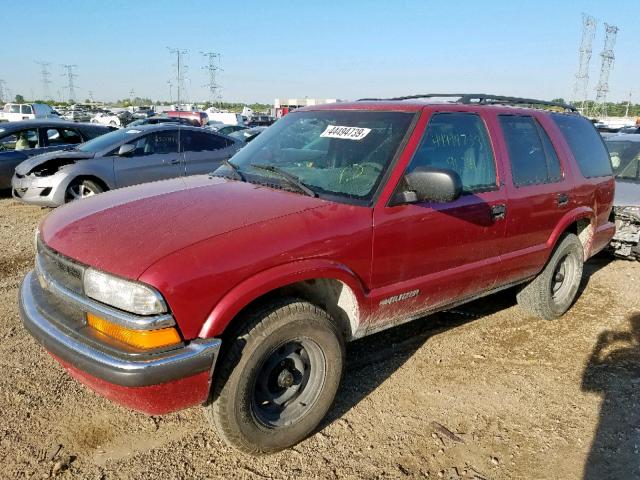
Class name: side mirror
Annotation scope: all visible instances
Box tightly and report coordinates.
[392,167,463,205]
[117,143,136,156]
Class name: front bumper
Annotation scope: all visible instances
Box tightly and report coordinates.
[20,271,221,412]
[12,172,68,207]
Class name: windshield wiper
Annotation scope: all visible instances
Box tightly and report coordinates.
[249,163,317,197]
[211,158,246,182]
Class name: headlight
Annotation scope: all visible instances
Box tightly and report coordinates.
[83,268,166,315]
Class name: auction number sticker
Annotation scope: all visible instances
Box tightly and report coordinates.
[320,125,371,141]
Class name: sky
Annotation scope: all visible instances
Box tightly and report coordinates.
[1,0,638,105]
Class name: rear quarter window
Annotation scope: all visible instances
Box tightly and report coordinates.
[551,114,612,178]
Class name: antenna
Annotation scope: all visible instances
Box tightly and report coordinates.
[61,64,78,103]
[200,51,222,104]
[592,23,619,118]
[35,61,53,100]
[167,47,188,107]
[572,14,596,114]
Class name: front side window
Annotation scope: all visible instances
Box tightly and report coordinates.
[0,129,39,151]
[219,110,415,201]
[499,115,563,187]
[605,139,640,181]
[404,112,497,194]
[552,113,612,178]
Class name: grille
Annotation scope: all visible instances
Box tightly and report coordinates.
[36,239,85,294]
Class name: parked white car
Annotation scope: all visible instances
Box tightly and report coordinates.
[91,112,121,127]
[0,103,59,122]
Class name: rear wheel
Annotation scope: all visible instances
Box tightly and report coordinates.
[206,298,344,454]
[64,179,104,202]
[516,233,584,320]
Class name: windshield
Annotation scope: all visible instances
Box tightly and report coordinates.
[77,128,137,153]
[218,110,414,201]
[605,139,640,181]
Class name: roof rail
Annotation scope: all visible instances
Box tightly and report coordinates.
[356,93,577,112]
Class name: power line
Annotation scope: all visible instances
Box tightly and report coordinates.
[572,13,596,114]
[61,64,78,103]
[35,61,53,100]
[200,51,222,104]
[167,47,188,106]
[592,23,619,118]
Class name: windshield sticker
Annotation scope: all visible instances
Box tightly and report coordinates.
[126,129,142,134]
[320,125,371,141]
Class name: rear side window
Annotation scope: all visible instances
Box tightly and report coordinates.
[551,114,612,178]
[21,105,33,115]
[46,128,82,146]
[183,131,231,151]
[499,115,563,187]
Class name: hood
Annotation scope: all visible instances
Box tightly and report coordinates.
[614,180,640,207]
[40,175,328,279]
[15,150,94,175]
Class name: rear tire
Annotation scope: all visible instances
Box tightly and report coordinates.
[205,298,345,454]
[64,179,104,203]
[516,233,584,320]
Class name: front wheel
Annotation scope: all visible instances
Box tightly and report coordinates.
[516,233,584,320]
[206,298,345,454]
[64,179,104,202]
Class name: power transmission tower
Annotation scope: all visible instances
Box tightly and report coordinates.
[592,23,619,118]
[572,14,596,114]
[35,61,53,100]
[200,51,222,105]
[61,64,78,103]
[0,79,5,103]
[167,47,188,107]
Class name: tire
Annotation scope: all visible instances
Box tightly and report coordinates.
[205,298,345,454]
[64,179,104,202]
[109,121,117,126]
[516,233,584,320]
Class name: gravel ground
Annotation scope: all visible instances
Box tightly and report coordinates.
[1,196,639,479]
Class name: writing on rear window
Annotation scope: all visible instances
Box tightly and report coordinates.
[320,125,371,141]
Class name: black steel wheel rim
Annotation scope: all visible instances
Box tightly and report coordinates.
[251,339,326,428]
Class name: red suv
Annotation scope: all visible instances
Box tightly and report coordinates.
[20,94,615,453]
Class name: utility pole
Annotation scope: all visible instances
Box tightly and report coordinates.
[35,61,53,100]
[61,64,78,103]
[167,80,173,103]
[167,47,188,107]
[572,13,596,114]
[592,23,619,118]
[200,51,222,105]
[129,88,135,104]
[0,79,5,103]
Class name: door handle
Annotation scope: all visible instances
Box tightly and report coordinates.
[168,159,180,165]
[557,193,569,207]
[490,203,506,220]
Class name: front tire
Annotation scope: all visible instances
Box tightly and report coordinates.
[516,233,584,320]
[206,298,345,454]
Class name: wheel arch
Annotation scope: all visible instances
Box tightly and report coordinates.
[198,261,368,341]
[547,207,595,260]
[67,174,111,193]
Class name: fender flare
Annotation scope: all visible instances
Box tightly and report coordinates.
[546,206,594,256]
[198,259,368,338]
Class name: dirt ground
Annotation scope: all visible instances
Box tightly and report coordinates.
[1,196,639,480]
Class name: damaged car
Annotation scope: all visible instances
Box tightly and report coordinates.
[12,124,241,206]
[604,133,640,260]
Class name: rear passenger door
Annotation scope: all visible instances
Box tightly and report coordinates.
[113,130,182,187]
[496,114,570,284]
[181,130,237,175]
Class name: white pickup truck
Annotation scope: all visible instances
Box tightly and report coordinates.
[0,103,59,122]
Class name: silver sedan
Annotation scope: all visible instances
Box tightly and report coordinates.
[12,124,241,207]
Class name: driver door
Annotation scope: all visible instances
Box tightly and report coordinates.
[114,130,182,187]
[370,111,507,327]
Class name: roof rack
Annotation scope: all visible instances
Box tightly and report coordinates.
[356,93,577,112]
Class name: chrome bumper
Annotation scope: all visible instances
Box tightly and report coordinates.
[20,271,221,387]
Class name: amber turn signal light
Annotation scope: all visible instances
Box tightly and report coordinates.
[86,313,181,350]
